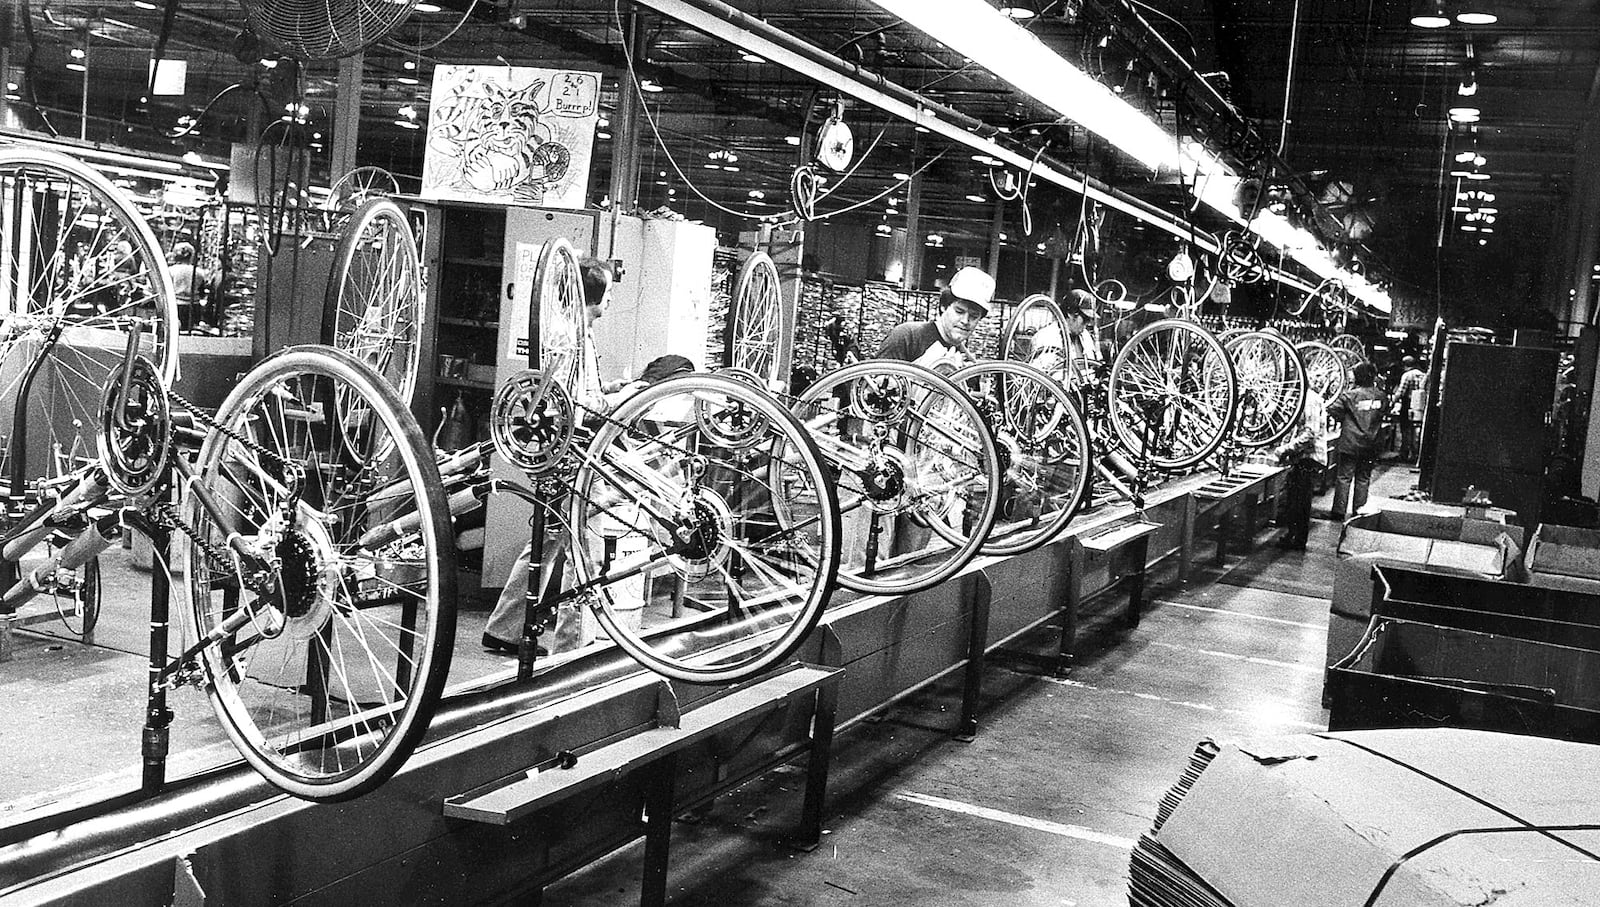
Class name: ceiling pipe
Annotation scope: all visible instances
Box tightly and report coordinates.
[629,0,1332,290]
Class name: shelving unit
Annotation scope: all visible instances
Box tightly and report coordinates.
[419,205,509,452]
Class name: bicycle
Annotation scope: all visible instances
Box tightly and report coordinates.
[489,238,842,684]
[0,148,454,802]
[720,259,1029,594]
[1002,293,1239,507]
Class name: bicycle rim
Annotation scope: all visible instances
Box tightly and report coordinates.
[951,360,1091,556]
[323,198,424,406]
[569,373,839,684]
[183,345,455,801]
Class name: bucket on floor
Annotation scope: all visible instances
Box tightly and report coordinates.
[606,532,650,635]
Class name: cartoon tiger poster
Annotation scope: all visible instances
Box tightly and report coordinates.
[422,65,601,209]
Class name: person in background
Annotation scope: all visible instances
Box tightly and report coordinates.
[483,256,645,656]
[1272,385,1328,550]
[1392,355,1426,463]
[1031,288,1104,390]
[876,266,995,371]
[1328,361,1388,520]
[169,241,218,332]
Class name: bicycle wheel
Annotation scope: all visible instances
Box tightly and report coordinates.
[1328,333,1366,369]
[1298,340,1346,401]
[567,372,839,684]
[1000,293,1068,375]
[181,345,455,801]
[792,360,1001,595]
[1107,319,1238,469]
[533,238,587,381]
[725,252,786,386]
[1223,330,1307,448]
[0,149,177,504]
[949,360,1091,556]
[323,198,424,406]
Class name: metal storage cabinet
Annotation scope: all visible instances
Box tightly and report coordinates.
[1429,340,1558,525]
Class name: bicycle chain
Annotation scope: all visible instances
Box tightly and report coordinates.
[162,387,305,586]
[150,499,247,583]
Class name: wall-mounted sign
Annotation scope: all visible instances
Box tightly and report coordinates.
[422,65,600,209]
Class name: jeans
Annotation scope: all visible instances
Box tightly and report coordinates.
[1333,454,1376,519]
[1280,459,1319,546]
[1399,418,1418,462]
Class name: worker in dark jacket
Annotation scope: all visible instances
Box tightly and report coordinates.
[1327,361,1389,520]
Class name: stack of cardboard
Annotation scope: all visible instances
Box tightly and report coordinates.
[1130,729,1600,907]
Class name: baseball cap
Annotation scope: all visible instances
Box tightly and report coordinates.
[1066,289,1097,318]
[639,354,695,383]
[947,267,996,311]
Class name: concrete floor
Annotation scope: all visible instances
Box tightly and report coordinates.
[539,465,1421,907]
[0,461,1419,905]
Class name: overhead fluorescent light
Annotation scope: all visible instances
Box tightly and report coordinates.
[148,59,187,95]
[869,0,1178,171]
[1456,11,1497,25]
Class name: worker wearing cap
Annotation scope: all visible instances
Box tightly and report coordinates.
[1031,288,1103,391]
[1393,354,1425,463]
[876,266,995,371]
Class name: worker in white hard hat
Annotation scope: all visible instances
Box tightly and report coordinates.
[875,266,996,372]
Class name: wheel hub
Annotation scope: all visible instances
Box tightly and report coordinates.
[858,447,915,513]
[275,516,338,641]
[661,488,734,580]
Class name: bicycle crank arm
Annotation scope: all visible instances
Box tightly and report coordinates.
[1,468,110,563]
[1091,458,1137,505]
[0,514,120,609]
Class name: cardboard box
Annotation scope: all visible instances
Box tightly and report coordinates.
[1134,729,1600,907]
[1329,618,1600,741]
[1325,510,1527,689]
[1526,524,1600,594]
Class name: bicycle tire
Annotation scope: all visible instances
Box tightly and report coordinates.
[950,360,1091,556]
[1297,340,1346,401]
[792,360,1001,595]
[1223,330,1307,449]
[725,251,786,387]
[568,372,839,684]
[1107,318,1238,469]
[322,197,424,406]
[182,345,455,801]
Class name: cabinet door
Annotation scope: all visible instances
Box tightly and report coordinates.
[482,208,601,589]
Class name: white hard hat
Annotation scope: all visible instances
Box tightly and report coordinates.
[947,267,996,309]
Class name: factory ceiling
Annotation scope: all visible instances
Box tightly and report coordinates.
[14,0,1599,328]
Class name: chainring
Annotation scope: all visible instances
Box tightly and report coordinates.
[491,369,577,476]
[98,355,172,498]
